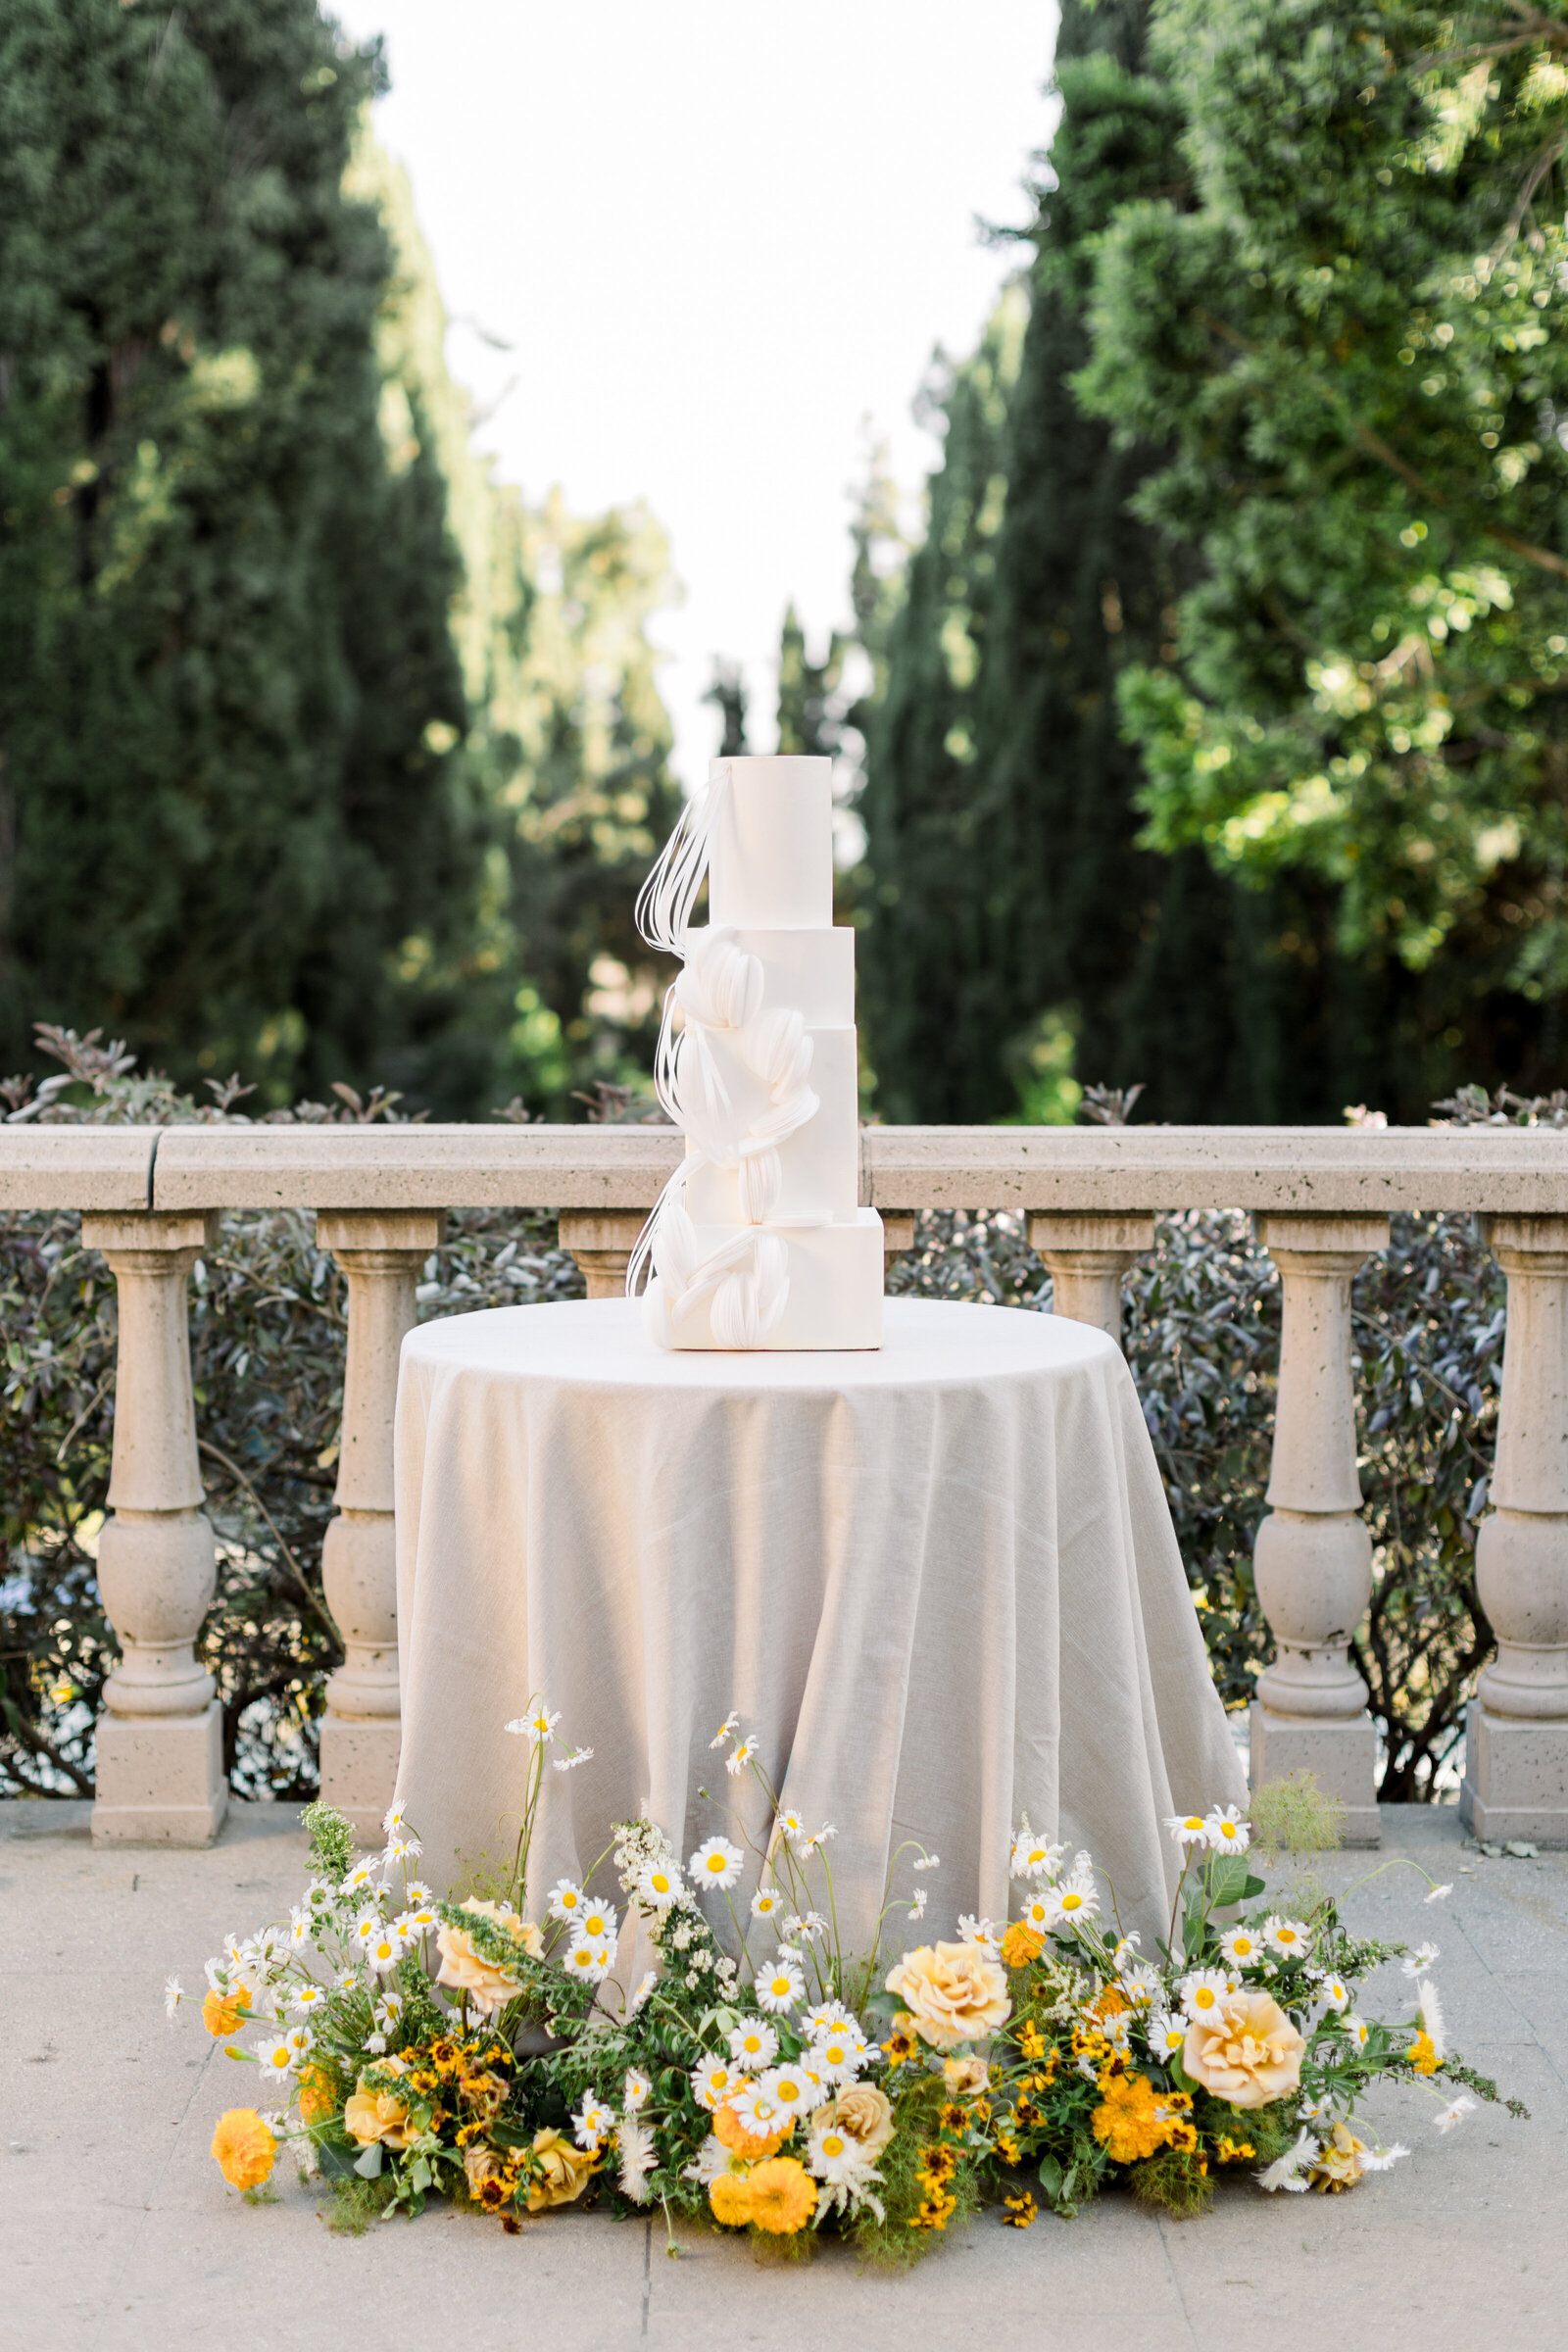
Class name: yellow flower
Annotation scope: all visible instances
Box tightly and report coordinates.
[884,1942,1011,2051]
[1309,2121,1368,2193]
[745,2155,816,2234]
[211,2108,275,2190]
[1090,2072,1174,2165]
[202,1987,248,2038]
[1183,1990,1304,2110]
[825,2082,896,2162]
[434,1898,543,2017]
[1000,1921,1045,1970]
[1003,2191,1037,2228]
[296,2064,338,2127]
[1408,2030,1440,2076]
[525,2127,599,2211]
[344,2056,414,2150]
[714,2091,789,2161]
[709,2172,755,2228]
[943,2056,991,2100]
[1215,2134,1255,2164]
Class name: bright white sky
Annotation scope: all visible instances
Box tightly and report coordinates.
[333,1,1059,790]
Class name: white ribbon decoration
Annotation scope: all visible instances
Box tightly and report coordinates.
[627,766,817,1348]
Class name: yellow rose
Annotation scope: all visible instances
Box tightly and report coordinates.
[343,2055,415,2150]
[885,1941,1011,2051]
[434,1897,543,2016]
[211,2108,275,2190]
[1309,2121,1368,2193]
[1183,1990,1304,2110]
[824,2082,895,2162]
[745,2156,817,2234]
[525,2126,600,2211]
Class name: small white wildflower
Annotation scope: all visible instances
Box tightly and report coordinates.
[709,1710,741,1749]
[750,1885,787,1922]
[1434,2091,1476,2134]
[635,1861,683,1909]
[1203,1803,1250,1854]
[689,1837,744,1890]
[912,1853,940,1872]
[725,1738,759,1778]
[366,2032,387,2055]
[547,1879,585,1924]
[957,1914,1000,1955]
[1418,1977,1447,2059]
[1164,1812,1208,1850]
[1254,2128,1317,2194]
[1264,1916,1311,1960]
[756,1959,806,2013]
[908,1886,929,1919]
[1425,1883,1452,1903]
[506,1704,561,1742]
[626,1971,658,2019]
[552,1745,594,1773]
[572,2096,615,2149]
[164,1977,184,2020]
[728,2019,779,2069]
[623,2068,652,2110]
[380,1800,407,1836]
[616,2115,657,2202]
[1402,1940,1440,1978]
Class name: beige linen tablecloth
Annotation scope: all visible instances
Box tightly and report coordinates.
[392,1296,1244,1946]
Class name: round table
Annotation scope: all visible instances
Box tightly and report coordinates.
[391,1296,1244,1946]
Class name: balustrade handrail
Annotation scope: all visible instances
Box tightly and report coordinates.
[5,1118,1568,1214]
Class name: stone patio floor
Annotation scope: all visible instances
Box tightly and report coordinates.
[3,1797,1565,2352]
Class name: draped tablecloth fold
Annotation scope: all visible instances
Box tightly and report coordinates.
[392,1297,1245,1946]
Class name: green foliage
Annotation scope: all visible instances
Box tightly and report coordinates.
[1250,1769,1348,1857]
[1080,0,1568,1110]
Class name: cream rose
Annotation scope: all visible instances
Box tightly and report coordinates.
[526,2126,599,2211]
[434,1896,543,2016]
[942,2056,991,2099]
[885,1941,1011,2051]
[1183,1989,1304,2109]
[344,2056,414,2150]
[822,2082,895,2161]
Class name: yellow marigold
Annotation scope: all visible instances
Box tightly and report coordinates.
[1309,2121,1368,2193]
[1091,2072,1174,2165]
[745,2156,816,2234]
[211,2108,275,2190]
[1408,2031,1440,2076]
[1000,1921,1045,1970]
[296,2065,338,2127]
[202,1987,247,2038]
[709,2172,755,2228]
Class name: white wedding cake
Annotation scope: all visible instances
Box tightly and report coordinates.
[628,755,884,1349]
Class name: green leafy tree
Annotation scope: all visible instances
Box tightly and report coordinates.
[776,601,849,757]
[1081,0,1568,1112]
[0,0,484,1107]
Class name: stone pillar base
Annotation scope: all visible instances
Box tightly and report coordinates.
[1249,1704,1381,1845]
[319,1715,401,1844]
[91,1701,227,1845]
[1459,1699,1568,1845]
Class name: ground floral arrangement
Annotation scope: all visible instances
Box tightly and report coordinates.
[170,1710,1522,2254]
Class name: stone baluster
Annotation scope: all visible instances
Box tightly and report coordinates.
[1029,1212,1156,1345]
[317,1210,444,1839]
[1461,1214,1568,1845]
[81,1211,227,1845]
[880,1213,915,1285]
[1250,1212,1389,1844]
[559,1210,649,1299]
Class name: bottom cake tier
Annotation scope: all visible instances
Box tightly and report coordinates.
[669,1207,885,1350]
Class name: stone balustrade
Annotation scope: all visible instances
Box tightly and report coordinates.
[6,1119,1568,1850]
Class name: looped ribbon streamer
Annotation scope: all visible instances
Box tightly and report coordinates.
[626,765,816,1347]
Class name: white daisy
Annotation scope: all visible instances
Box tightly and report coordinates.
[1218,1925,1264,1967]
[726,1738,759,1778]
[750,1885,788,1922]
[564,1938,614,1984]
[784,1910,829,1942]
[381,1800,408,1835]
[1434,2091,1476,2134]
[163,1977,184,2019]
[626,1971,658,2018]
[575,1898,618,1946]
[756,1958,806,2013]
[404,1880,434,1906]
[397,1904,439,1937]
[1010,1832,1066,1881]
[547,1879,586,1924]
[709,1711,741,1749]
[682,2132,735,2183]
[351,1911,382,1948]
[1401,1940,1440,1979]
[552,1744,594,1774]
[728,2020,779,2069]
[507,1704,561,1742]
[1148,2011,1188,2057]
[1254,2128,1317,2193]
[1047,1874,1100,1928]
[366,2032,387,2054]
[761,2061,823,2118]
[692,2055,740,2112]
[365,1925,405,1975]
[254,2035,297,2082]
[1418,1977,1447,2058]
[334,1968,360,1994]
[958,1915,1001,1956]
[801,2000,854,2038]
[1203,1804,1250,1853]
[571,2095,615,2149]
[1119,1963,1162,2008]
[1359,2141,1410,2172]
[1425,1883,1452,1904]
[1344,2014,1371,2051]
[802,1824,838,1853]
[287,1983,326,2017]
[689,1838,744,1891]
[1165,1812,1208,1848]
[635,1861,683,1909]
[623,2068,652,2111]
[383,1834,422,1865]
[727,2082,785,2138]
[773,1810,807,1846]
[283,2024,315,2061]
[1264,1916,1311,1960]
[1017,1890,1055,1936]
[288,1908,312,1948]
[808,2114,875,2186]
[340,1862,379,1898]
[1319,1976,1351,2013]
[809,2025,869,2083]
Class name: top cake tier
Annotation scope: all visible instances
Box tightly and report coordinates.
[708,755,833,929]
